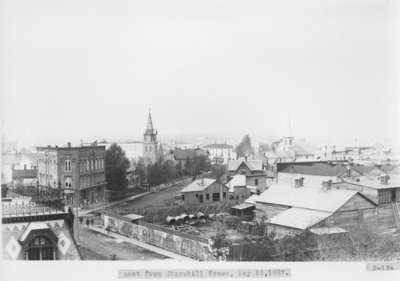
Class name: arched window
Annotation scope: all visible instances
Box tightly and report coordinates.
[86,160,90,171]
[27,236,55,260]
[65,160,71,172]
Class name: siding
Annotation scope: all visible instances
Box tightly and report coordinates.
[255,202,289,221]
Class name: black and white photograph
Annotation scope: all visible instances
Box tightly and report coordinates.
[0,0,399,280]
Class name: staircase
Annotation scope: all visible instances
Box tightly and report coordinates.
[392,202,400,235]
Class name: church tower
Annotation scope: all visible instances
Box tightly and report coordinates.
[143,111,158,164]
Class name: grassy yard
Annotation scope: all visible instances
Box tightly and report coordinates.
[79,227,170,261]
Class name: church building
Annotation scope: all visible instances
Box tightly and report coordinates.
[143,111,159,164]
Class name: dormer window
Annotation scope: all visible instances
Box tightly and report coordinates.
[20,222,58,260]
[27,236,55,260]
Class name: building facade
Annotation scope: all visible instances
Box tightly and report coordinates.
[37,143,107,207]
[180,178,229,205]
[203,143,235,165]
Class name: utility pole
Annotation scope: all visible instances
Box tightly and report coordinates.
[74,188,81,244]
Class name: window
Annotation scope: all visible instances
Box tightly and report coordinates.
[65,177,72,188]
[223,192,226,199]
[199,194,203,203]
[27,236,55,260]
[255,179,259,186]
[206,194,210,200]
[181,194,185,201]
[212,193,220,202]
[65,160,71,172]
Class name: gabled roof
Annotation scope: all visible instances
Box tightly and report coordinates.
[12,169,38,179]
[228,160,263,172]
[181,178,217,193]
[379,164,400,173]
[352,165,383,176]
[20,222,50,242]
[278,162,349,177]
[256,185,370,212]
[268,207,332,230]
[227,175,246,192]
[2,219,82,260]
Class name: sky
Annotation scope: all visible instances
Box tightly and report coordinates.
[0,0,398,147]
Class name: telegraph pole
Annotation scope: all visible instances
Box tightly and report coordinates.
[74,188,81,244]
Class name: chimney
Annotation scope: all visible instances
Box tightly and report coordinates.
[322,180,333,190]
[67,142,71,148]
[245,155,248,162]
[380,174,389,185]
[294,177,304,187]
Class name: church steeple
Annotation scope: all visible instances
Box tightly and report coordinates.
[145,111,155,134]
[143,110,158,164]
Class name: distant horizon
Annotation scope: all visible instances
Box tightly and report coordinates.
[1,0,398,150]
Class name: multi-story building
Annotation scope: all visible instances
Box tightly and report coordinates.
[37,143,107,207]
[203,143,235,165]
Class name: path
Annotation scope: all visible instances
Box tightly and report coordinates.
[88,226,194,261]
[79,192,151,216]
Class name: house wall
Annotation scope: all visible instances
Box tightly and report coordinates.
[246,175,267,193]
[232,186,251,200]
[316,194,379,230]
[182,182,228,204]
[378,188,400,204]
[254,202,290,221]
[267,224,303,237]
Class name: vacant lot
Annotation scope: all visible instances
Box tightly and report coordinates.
[114,181,189,212]
[79,227,170,261]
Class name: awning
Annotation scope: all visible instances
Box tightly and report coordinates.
[231,202,254,210]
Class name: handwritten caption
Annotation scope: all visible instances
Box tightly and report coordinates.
[118,269,291,279]
[366,262,400,271]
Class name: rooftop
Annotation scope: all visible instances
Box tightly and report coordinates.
[181,178,217,193]
[278,162,349,177]
[227,175,246,192]
[268,207,332,230]
[343,175,400,190]
[203,143,233,149]
[228,160,263,172]
[12,169,38,179]
[255,183,372,212]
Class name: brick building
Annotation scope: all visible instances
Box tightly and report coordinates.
[37,143,107,208]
